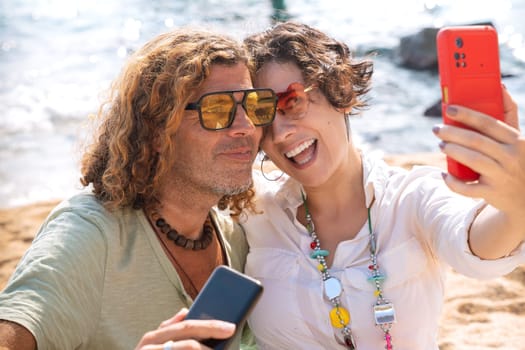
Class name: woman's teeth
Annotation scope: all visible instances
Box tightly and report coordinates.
[285,139,315,158]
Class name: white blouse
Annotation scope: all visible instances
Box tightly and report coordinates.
[241,155,525,350]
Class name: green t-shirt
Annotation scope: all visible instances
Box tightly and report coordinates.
[0,192,251,350]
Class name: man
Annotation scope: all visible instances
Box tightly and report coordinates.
[0,27,277,350]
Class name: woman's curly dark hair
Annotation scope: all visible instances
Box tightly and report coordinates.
[80,28,256,217]
[244,21,373,114]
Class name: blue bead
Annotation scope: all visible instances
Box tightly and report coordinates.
[310,249,330,259]
[367,274,386,283]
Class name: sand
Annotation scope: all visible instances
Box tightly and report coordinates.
[1,153,524,349]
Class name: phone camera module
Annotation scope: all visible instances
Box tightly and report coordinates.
[455,37,463,48]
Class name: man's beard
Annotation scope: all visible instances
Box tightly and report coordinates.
[210,176,253,196]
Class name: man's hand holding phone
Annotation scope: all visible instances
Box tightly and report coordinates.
[134,308,236,350]
[135,266,262,350]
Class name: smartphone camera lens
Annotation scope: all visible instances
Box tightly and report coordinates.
[455,37,463,48]
[454,52,460,60]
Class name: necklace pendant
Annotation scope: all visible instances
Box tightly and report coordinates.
[373,302,396,325]
[385,332,393,350]
[323,276,343,300]
[344,333,356,350]
[329,306,350,328]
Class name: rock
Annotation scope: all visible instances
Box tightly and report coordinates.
[397,27,440,70]
[396,22,495,71]
[424,99,442,118]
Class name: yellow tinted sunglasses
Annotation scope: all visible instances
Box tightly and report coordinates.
[185,88,278,131]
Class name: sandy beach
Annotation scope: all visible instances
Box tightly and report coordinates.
[1,153,524,349]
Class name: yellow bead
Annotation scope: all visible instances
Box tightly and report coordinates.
[329,306,350,328]
[317,263,324,271]
[374,290,381,297]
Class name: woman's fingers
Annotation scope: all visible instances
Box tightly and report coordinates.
[432,86,525,214]
[501,86,519,130]
[438,139,499,177]
[444,104,518,145]
[434,96,521,177]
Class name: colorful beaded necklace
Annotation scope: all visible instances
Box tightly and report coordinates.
[301,191,396,349]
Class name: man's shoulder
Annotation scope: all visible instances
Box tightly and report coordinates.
[41,191,130,242]
[49,191,138,226]
[52,191,106,215]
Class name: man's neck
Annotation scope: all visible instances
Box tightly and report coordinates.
[154,187,221,241]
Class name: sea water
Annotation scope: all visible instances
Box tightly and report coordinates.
[1,0,524,207]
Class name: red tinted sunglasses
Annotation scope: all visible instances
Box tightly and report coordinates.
[275,82,316,119]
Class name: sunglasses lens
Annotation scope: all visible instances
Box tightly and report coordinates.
[276,83,310,117]
[194,89,277,130]
[245,90,277,126]
[200,94,235,130]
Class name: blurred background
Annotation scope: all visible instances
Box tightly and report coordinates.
[1,0,524,208]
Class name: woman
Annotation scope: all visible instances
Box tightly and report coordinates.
[241,22,525,349]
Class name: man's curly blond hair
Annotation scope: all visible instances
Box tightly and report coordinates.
[80,28,256,218]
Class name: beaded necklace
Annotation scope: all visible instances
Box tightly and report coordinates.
[301,191,396,349]
[148,211,223,299]
[151,211,213,250]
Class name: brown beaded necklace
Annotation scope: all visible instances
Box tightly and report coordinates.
[151,211,213,250]
[148,211,224,299]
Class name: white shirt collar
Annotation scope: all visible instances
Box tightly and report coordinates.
[270,152,393,211]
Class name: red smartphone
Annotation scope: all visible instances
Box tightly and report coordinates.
[185,265,263,350]
[436,25,504,181]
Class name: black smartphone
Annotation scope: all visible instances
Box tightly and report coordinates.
[184,265,263,350]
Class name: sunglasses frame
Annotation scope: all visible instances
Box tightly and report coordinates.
[185,88,278,131]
